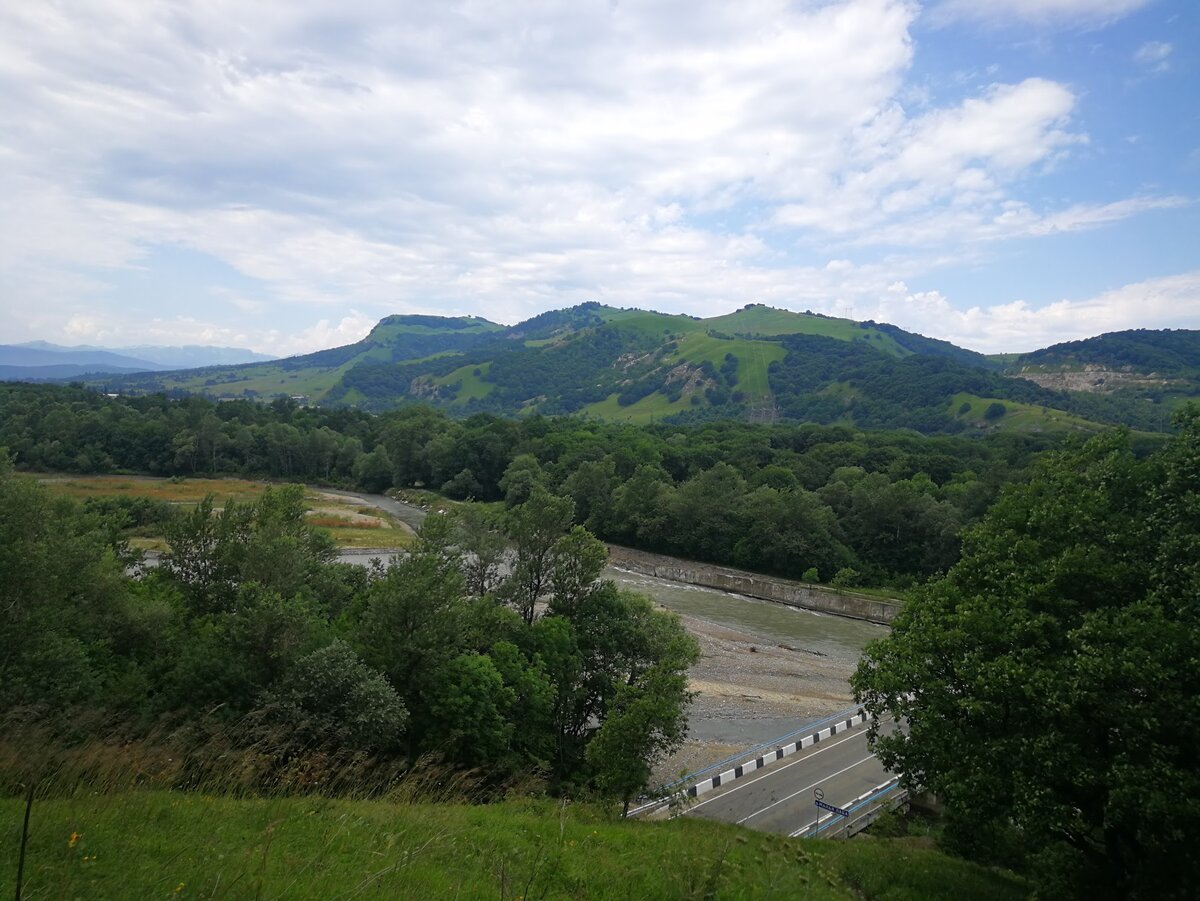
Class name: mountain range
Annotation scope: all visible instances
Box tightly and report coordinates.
[0,341,275,380]
[68,304,1200,435]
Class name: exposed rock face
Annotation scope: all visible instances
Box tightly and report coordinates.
[1013,365,1172,394]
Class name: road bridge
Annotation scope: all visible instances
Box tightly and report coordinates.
[641,709,899,837]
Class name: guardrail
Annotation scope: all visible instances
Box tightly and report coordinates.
[790,775,908,839]
[625,705,870,818]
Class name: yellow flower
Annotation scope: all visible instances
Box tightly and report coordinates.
[68,832,81,848]
[174,883,186,893]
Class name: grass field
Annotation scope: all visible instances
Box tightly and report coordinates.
[706,307,909,356]
[670,333,787,400]
[948,393,1106,434]
[1,790,1027,900]
[433,361,495,404]
[32,474,413,550]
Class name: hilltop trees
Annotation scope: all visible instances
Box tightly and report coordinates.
[853,410,1200,898]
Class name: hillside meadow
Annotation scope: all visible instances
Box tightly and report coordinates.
[3,790,1028,900]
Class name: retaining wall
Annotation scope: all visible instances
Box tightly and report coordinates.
[607,545,902,625]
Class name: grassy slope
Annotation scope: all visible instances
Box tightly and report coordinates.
[595,307,706,339]
[582,307,913,421]
[433,361,495,404]
[152,318,501,401]
[583,390,694,423]
[708,307,910,356]
[670,333,787,399]
[1,792,1026,900]
[948,392,1108,434]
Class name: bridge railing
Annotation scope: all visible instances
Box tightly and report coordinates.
[660,704,868,793]
[790,775,908,839]
[625,704,870,817]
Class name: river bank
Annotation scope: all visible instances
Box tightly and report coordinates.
[608,545,903,624]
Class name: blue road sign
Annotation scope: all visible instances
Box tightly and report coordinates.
[815,799,850,817]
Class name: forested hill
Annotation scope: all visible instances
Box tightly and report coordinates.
[85,304,1196,435]
[1010,328,1200,379]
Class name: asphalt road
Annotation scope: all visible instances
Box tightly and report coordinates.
[684,723,892,836]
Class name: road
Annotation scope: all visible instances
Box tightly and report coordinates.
[684,721,892,836]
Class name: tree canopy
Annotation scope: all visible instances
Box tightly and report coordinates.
[0,457,697,802]
[853,408,1200,898]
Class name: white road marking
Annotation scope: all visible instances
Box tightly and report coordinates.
[685,729,868,814]
[736,753,877,824]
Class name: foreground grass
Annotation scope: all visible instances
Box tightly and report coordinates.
[2,791,1026,900]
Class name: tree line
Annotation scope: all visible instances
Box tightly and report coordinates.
[0,382,1087,586]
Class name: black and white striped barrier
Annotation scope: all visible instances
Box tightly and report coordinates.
[686,708,869,798]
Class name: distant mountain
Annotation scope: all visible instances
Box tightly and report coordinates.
[0,363,155,381]
[0,344,166,376]
[83,303,1192,435]
[13,341,274,369]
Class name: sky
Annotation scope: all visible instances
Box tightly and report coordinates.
[0,0,1197,357]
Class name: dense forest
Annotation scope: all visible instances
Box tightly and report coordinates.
[0,382,1103,587]
[1017,328,1200,378]
[0,461,696,808]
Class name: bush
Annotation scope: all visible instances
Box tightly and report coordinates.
[831,567,861,589]
[259,640,407,753]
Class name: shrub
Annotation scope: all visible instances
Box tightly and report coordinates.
[258,640,407,753]
[984,402,1007,420]
[831,567,861,589]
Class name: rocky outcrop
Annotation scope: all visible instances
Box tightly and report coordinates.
[1013,365,1172,394]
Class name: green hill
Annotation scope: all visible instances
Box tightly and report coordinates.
[101,314,504,403]
[88,305,1191,434]
[2,791,1027,900]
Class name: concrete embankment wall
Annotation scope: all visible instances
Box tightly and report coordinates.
[606,546,902,625]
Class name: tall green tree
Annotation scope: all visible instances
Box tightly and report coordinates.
[500,485,575,624]
[853,416,1200,899]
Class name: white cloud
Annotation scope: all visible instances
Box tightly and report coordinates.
[866,271,1200,353]
[929,0,1152,29]
[0,0,1190,353]
[1134,40,1172,72]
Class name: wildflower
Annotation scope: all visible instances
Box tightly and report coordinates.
[68,832,81,848]
[174,883,186,893]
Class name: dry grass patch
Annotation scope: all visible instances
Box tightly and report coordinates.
[38,474,271,504]
[28,473,415,550]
